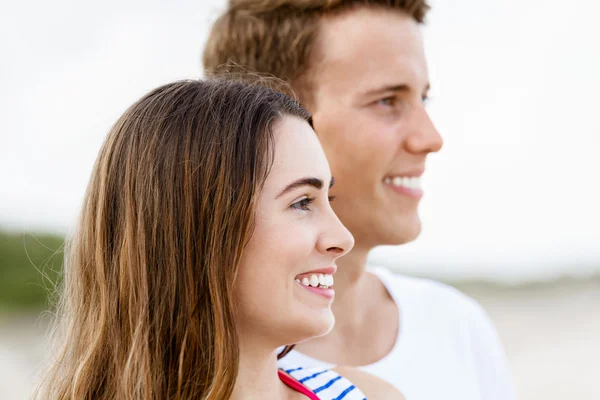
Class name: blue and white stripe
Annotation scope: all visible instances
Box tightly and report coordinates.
[284,366,367,400]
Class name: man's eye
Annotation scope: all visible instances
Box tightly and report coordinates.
[376,97,395,106]
[291,197,315,211]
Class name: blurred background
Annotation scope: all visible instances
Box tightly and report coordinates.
[1,0,599,398]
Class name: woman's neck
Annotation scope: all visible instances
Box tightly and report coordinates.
[230,336,293,400]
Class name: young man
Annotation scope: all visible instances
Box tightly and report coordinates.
[203,1,515,399]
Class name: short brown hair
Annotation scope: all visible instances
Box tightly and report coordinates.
[203,0,430,100]
[36,79,310,399]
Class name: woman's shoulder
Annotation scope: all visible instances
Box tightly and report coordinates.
[332,366,405,400]
[282,366,365,399]
[282,366,404,400]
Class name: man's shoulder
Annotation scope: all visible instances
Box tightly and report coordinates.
[372,267,512,378]
[370,266,487,322]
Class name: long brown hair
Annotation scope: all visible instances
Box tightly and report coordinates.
[36,79,310,399]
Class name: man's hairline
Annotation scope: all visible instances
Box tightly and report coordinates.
[294,5,426,109]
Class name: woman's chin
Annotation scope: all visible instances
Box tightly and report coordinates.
[286,311,335,344]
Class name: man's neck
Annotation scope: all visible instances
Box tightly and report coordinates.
[292,243,399,366]
[230,335,291,400]
[330,245,373,328]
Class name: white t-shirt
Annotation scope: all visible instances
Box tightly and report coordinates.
[278,266,516,400]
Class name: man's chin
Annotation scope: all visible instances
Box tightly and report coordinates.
[383,218,422,246]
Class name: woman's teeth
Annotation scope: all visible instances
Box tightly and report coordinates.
[295,274,334,289]
[384,176,421,190]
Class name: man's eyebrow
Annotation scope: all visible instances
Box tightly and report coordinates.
[276,177,324,199]
[363,84,410,97]
[362,83,430,97]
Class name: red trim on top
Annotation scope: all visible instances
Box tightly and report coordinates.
[278,370,321,400]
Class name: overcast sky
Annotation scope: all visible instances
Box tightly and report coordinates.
[1,0,599,282]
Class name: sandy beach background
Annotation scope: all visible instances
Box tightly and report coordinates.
[2,273,598,400]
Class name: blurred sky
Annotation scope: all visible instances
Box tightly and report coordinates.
[1,0,599,282]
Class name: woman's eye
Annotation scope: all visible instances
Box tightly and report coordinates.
[291,197,315,211]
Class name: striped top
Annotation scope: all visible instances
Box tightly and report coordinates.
[280,366,367,400]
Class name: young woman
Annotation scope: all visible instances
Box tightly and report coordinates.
[36,79,403,399]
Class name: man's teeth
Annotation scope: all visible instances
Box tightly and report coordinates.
[384,176,421,190]
[296,274,334,288]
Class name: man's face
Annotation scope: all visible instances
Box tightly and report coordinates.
[309,8,443,249]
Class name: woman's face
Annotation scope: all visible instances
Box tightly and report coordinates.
[236,115,354,348]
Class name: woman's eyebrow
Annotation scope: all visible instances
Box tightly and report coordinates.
[276,177,323,199]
